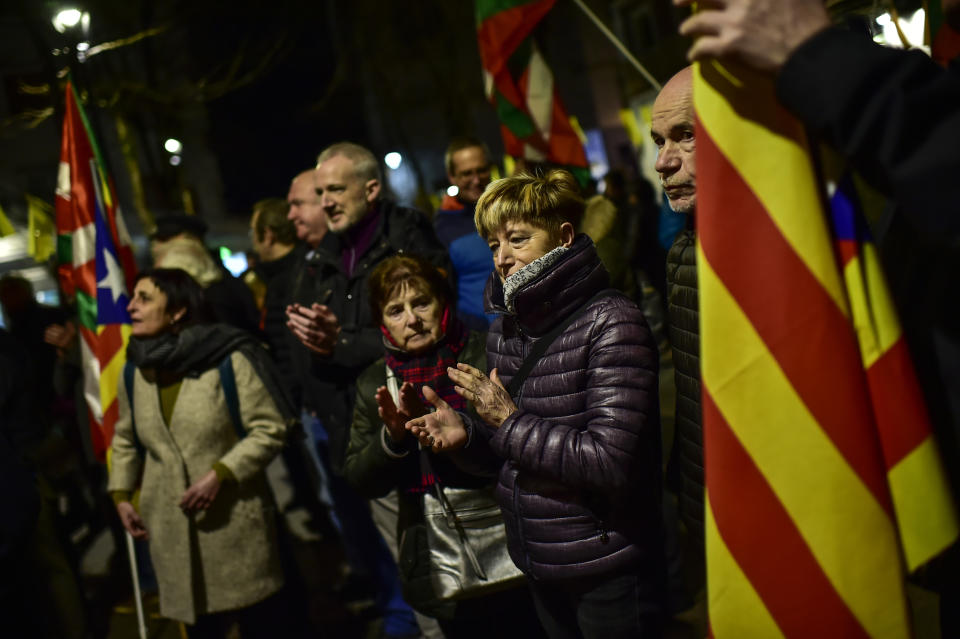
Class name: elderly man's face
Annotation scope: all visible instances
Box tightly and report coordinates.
[651,68,696,214]
[448,146,492,204]
[287,171,327,248]
[316,155,380,233]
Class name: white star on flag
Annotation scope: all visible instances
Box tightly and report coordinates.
[97,248,126,304]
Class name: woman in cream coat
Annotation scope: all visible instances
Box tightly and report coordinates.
[109,268,290,637]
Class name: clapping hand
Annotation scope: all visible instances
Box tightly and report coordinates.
[405,386,468,452]
[286,303,341,356]
[448,364,516,428]
[376,382,426,443]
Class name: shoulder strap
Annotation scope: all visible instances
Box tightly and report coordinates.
[506,289,618,399]
[219,354,246,441]
[123,361,145,459]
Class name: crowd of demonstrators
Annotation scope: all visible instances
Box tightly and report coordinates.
[406,170,666,638]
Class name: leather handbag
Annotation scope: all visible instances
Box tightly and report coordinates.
[420,453,525,600]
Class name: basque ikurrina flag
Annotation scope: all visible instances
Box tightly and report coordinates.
[55,81,137,462]
[693,60,958,638]
[475,0,588,176]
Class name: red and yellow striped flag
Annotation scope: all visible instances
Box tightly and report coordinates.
[694,59,958,637]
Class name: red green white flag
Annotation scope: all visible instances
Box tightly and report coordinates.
[55,81,137,462]
[475,0,588,175]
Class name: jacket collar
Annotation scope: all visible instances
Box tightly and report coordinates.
[484,234,609,336]
[306,200,395,273]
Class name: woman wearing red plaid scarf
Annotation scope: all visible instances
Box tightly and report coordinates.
[342,254,544,639]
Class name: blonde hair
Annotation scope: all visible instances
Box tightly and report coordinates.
[474,169,584,240]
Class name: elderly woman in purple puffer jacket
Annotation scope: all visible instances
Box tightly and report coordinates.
[406,170,666,639]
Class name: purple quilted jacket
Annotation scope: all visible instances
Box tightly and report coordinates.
[467,234,663,582]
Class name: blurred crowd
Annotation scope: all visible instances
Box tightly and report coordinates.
[2,0,960,637]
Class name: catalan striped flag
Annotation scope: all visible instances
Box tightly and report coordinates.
[55,80,137,462]
[475,0,588,177]
[694,59,958,637]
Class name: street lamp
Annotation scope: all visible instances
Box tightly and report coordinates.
[164,138,183,154]
[384,152,402,170]
[52,8,86,33]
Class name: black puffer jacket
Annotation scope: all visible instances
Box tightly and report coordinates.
[466,235,663,582]
[665,224,703,546]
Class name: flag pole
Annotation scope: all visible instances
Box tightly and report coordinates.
[568,0,662,91]
[125,531,148,639]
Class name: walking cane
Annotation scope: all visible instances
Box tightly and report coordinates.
[125,530,149,639]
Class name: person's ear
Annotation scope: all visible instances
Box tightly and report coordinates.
[263,228,276,247]
[558,222,575,248]
[170,307,187,325]
[365,179,381,203]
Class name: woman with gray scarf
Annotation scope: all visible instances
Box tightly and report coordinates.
[108,268,293,637]
[407,171,666,639]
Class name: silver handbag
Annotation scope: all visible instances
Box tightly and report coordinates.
[422,478,525,600]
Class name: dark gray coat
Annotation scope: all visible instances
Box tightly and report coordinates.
[665,224,703,546]
[465,235,663,582]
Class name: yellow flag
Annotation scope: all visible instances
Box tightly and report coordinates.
[0,202,14,237]
[26,194,56,262]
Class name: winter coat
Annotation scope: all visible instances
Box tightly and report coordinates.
[466,234,663,582]
[108,351,286,623]
[343,331,493,529]
[665,224,704,545]
[287,200,451,473]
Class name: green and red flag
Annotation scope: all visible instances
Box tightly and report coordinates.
[475,0,588,177]
[55,81,137,462]
[694,58,958,637]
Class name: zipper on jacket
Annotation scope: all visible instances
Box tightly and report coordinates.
[597,519,610,544]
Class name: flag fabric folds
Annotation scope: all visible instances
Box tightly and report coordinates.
[55,80,137,462]
[474,0,588,175]
[693,60,958,638]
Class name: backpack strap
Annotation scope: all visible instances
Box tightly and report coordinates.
[506,288,618,399]
[123,361,146,459]
[218,354,246,441]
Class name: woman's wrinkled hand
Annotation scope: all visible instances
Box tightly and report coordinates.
[405,385,468,452]
[449,364,516,428]
[179,469,221,514]
[116,501,149,540]
[376,382,426,443]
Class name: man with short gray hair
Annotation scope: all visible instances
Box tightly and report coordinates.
[285,141,449,639]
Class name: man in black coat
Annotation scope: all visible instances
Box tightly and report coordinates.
[285,143,451,474]
[284,142,450,638]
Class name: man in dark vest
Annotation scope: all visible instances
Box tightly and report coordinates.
[651,67,705,615]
